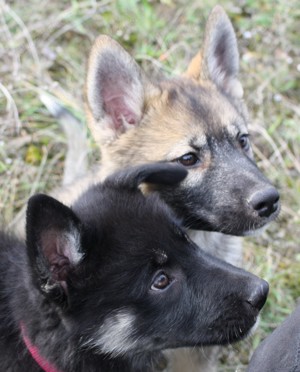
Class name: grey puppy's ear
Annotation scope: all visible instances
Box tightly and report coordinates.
[85,35,154,144]
[185,6,243,99]
[104,163,188,191]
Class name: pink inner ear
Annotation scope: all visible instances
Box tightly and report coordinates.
[103,91,138,130]
[49,254,70,282]
[41,231,71,283]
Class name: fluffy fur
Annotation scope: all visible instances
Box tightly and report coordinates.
[1,163,269,372]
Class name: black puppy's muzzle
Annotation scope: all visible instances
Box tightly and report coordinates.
[246,278,269,311]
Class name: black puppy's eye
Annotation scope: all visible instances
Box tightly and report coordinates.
[238,134,250,151]
[177,153,199,167]
[151,272,171,291]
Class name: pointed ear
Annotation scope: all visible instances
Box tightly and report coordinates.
[85,35,150,144]
[184,6,243,99]
[26,194,84,306]
[105,162,187,191]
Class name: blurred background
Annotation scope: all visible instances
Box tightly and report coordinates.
[0,0,299,370]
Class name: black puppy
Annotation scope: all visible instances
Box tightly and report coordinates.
[0,163,268,372]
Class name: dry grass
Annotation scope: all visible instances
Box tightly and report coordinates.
[0,0,299,370]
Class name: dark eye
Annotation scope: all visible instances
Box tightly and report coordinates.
[238,134,250,151]
[177,153,199,167]
[151,272,171,291]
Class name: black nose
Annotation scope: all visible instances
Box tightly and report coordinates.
[249,188,280,218]
[246,279,269,311]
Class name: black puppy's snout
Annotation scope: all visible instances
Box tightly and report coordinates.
[246,279,269,311]
[249,187,280,218]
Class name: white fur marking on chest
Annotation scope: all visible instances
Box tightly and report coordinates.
[85,309,136,357]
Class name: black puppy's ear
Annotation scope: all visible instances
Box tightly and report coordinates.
[26,194,84,306]
[105,162,188,190]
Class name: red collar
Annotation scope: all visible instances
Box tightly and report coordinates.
[20,323,62,372]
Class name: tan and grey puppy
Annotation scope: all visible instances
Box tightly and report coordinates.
[15,5,280,372]
[83,7,279,266]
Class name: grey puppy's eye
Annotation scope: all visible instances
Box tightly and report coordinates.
[238,134,250,151]
[177,153,199,167]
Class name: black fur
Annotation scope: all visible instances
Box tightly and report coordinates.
[0,163,268,371]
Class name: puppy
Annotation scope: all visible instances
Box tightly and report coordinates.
[0,163,268,371]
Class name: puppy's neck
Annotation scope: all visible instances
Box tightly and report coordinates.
[20,322,61,372]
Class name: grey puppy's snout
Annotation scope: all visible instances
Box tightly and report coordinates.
[249,188,280,218]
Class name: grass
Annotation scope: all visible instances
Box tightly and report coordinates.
[1,0,299,370]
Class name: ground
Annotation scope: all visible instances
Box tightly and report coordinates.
[0,1,299,370]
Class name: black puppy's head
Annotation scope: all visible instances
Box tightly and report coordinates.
[26,163,268,359]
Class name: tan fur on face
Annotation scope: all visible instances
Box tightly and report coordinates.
[86,77,248,181]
